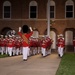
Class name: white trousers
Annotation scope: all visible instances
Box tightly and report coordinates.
[16,48,19,55]
[33,47,37,55]
[41,47,46,56]
[22,47,29,60]
[38,47,40,54]
[58,47,64,57]
[12,47,16,55]
[5,47,8,54]
[1,47,5,55]
[47,48,51,55]
[8,47,13,56]
[20,47,22,55]
[27,47,30,56]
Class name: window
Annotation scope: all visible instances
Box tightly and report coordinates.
[29,1,37,19]
[4,6,10,18]
[30,6,37,18]
[65,0,74,18]
[3,1,11,19]
[66,5,73,18]
[47,0,55,19]
[50,6,54,18]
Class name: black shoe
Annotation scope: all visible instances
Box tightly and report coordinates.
[41,53,43,56]
[60,55,63,58]
[58,54,60,57]
[23,59,27,61]
[60,56,62,58]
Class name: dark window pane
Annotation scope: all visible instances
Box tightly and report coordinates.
[30,6,37,18]
[4,13,10,18]
[4,6,10,11]
[50,6,54,18]
[30,6,36,11]
[50,12,54,18]
[66,5,73,11]
[50,6,54,11]
[30,13,36,18]
[4,6,10,18]
[66,12,73,18]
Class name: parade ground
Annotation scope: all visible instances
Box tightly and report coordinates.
[0,53,61,75]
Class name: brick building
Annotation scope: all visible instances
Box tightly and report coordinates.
[0,0,75,51]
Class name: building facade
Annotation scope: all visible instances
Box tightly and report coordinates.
[0,0,75,51]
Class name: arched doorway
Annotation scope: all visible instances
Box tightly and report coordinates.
[65,30,74,52]
[44,28,57,51]
[65,31,73,45]
[50,31,56,49]
[0,27,12,35]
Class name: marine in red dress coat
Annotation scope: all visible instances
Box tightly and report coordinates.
[57,34,65,57]
[18,25,33,61]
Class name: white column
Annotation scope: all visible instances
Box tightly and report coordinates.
[47,0,50,37]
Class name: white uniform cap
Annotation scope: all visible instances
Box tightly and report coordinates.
[59,34,63,36]
[42,35,45,37]
[12,35,15,37]
[1,35,3,37]
[16,36,19,38]
[5,35,8,37]
[33,36,35,38]
[62,38,64,40]
[9,35,12,38]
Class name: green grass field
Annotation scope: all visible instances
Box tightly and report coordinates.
[0,54,8,58]
[56,53,75,75]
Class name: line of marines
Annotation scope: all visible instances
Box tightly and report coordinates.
[1,29,71,60]
[1,28,75,61]
[0,35,22,56]
[0,34,53,57]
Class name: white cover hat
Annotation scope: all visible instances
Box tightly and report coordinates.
[1,35,3,37]
[5,35,8,37]
[59,34,63,36]
[9,35,12,38]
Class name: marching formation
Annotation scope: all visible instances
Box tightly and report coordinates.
[41,36,53,57]
[0,25,66,61]
[0,35,22,56]
[0,34,53,58]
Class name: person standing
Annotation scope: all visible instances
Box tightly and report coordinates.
[15,36,21,55]
[18,25,33,61]
[41,38,47,57]
[0,35,6,55]
[57,34,65,58]
[7,35,14,56]
[12,35,16,56]
[5,35,9,55]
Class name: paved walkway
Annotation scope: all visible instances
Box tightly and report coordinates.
[0,53,61,75]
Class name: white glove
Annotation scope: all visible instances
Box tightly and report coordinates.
[19,27,21,32]
[29,27,33,31]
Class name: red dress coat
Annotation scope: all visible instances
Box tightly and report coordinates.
[18,32,33,47]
